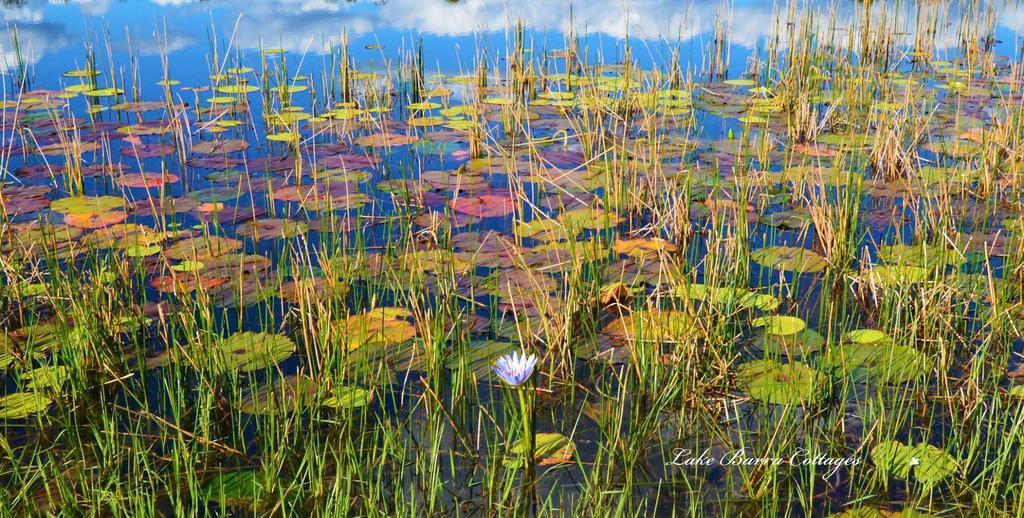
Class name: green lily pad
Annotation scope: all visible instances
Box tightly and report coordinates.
[0,391,53,419]
[752,315,807,336]
[16,282,48,297]
[751,246,829,273]
[736,359,825,405]
[65,68,100,78]
[207,332,296,373]
[737,114,769,124]
[20,365,68,392]
[171,260,205,272]
[235,218,309,240]
[445,340,517,379]
[164,236,244,260]
[723,79,756,87]
[846,329,889,345]
[125,244,161,258]
[6,323,64,356]
[407,101,441,110]
[742,292,782,311]
[824,342,930,384]
[911,443,959,484]
[865,265,930,286]
[871,440,957,485]
[877,243,953,268]
[407,116,444,127]
[239,375,317,415]
[321,386,372,411]
[266,132,296,142]
[559,207,621,230]
[0,335,23,369]
[757,328,826,358]
[50,196,125,215]
[759,209,813,229]
[201,470,262,507]
[216,84,259,95]
[504,432,576,468]
[601,309,694,344]
[82,87,124,97]
[83,223,166,250]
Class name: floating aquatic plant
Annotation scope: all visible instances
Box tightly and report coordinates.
[871,440,958,486]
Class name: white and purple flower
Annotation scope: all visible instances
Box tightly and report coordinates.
[492,351,538,387]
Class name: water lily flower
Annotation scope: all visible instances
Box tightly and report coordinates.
[492,351,538,387]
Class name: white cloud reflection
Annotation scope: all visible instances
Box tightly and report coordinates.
[1,0,1022,72]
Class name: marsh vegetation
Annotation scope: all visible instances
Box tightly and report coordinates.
[1,0,1024,515]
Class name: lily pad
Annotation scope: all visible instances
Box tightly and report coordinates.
[871,440,957,486]
[239,375,318,415]
[321,385,372,411]
[757,328,826,358]
[332,307,418,352]
[736,359,825,405]
[613,237,679,258]
[752,315,807,336]
[504,432,576,468]
[164,236,244,260]
[450,192,517,218]
[83,223,165,250]
[677,284,780,311]
[201,470,262,507]
[116,173,180,188]
[751,246,829,273]
[235,218,309,240]
[601,309,694,344]
[50,196,125,215]
[354,132,419,147]
[445,340,517,379]
[20,365,68,392]
[865,265,930,286]
[63,211,127,229]
[206,332,296,373]
[0,391,53,419]
[823,342,930,384]
[846,329,889,345]
[171,260,205,273]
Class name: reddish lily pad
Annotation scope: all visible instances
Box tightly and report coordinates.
[116,172,180,188]
[449,191,517,218]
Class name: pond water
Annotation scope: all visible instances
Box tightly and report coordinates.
[6,0,1023,80]
[2,0,1024,515]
